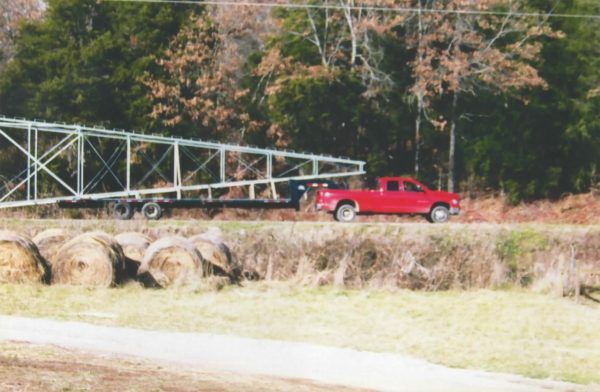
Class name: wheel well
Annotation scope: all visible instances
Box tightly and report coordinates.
[430,202,450,212]
[336,200,357,211]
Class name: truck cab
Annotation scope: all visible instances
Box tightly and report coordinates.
[315,177,460,223]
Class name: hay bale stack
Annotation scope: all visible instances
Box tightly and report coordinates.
[32,229,69,266]
[140,236,204,288]
[189,234,234,277]
[51,232,126,287]
[0,231,49,284]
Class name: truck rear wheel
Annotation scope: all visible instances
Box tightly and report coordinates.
[113,202,133,220]
[429,205,449,223]
[335,204,356,223]
[142,202,162,220]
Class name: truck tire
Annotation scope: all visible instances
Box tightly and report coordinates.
[429,205,449,223]
[335,204,356,223]
[142,202,162,220]
[113,202,134,220]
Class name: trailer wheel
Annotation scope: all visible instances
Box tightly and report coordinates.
[335,204,356,223]
[113,202,134,220]
[142,202,162,220]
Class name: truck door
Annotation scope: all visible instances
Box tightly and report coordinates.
[400,180,430,213]
[382,180,404,212]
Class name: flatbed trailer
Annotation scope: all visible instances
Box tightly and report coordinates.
[58,180,341,220]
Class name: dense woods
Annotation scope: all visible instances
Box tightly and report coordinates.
[0,0,599,202]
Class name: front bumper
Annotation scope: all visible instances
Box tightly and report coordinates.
[450,207,460,215]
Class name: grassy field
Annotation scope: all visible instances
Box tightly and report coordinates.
[0,341,359,392]
[1,282,599,385]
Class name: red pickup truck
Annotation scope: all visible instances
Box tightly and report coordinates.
[315,177,460,223]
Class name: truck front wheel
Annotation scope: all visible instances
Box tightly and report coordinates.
[429,205,449,223]
[335,204,356,223]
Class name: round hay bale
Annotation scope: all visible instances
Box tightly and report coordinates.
[114,232,152,260]
[189,234,233,276]
[51,232,126,287]
[140,236,204,288]
[32,229,69,267]
[114,232,152,278]
[0,231,49,284]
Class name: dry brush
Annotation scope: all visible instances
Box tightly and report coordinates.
[226,225,600,296]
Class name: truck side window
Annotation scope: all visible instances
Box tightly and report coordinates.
[403,182,423,192]
[387,181,399,191]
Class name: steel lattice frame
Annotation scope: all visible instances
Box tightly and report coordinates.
[0,116,365,208]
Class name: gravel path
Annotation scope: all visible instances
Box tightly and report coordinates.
[0,315,585,392]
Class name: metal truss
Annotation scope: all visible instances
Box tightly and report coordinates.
[0,116,365,208]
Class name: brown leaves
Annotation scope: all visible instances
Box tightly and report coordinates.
[410,0,561,107]
[147,13,259,141]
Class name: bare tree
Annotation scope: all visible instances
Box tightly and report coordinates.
[0,0,43,69]
[260,0,407,95]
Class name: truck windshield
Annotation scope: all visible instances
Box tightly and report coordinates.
[404,182,424,192]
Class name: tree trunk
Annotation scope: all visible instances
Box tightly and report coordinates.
[342,1,357,65]
[414,3,423,178]
[447,92,458,193]
[415,97,422,177]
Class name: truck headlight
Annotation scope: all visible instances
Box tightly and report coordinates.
[452,199,459,205]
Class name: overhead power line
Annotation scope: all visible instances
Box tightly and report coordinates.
[102,0,600,20]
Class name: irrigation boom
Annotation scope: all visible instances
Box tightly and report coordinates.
[0,116,365,210]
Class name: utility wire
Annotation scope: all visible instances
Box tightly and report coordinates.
[102,0,600,20]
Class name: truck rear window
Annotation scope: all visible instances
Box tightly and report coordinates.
[387,181,399,191]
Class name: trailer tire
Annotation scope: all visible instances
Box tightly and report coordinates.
[335,204,356,223]
[142,202,162,221]
[113,202,134,220]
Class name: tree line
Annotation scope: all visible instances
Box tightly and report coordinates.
[1,0,599,202]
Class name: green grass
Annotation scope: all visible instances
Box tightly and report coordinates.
[1,282,599,385]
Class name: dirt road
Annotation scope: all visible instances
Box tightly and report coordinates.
[0,315,587,392]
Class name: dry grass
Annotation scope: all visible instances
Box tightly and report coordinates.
[0,341,359,392]
[226,224,600,295]
[0,282,599,385]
